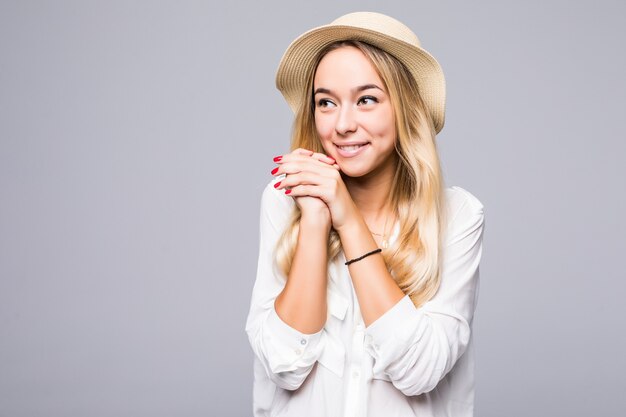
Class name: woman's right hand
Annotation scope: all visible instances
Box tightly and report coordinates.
[271,148,338,229]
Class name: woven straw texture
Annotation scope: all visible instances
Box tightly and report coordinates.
[275,12,446,133]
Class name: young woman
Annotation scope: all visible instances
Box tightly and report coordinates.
[245,12,485,417]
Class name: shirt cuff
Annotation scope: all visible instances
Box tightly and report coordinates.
[364,294,417,354]
[263,304,325,374]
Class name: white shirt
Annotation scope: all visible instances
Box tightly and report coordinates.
[245,178,485,417]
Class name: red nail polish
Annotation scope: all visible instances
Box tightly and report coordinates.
[271,167,279,175]
[285,189,291,195]
[273,156,282,162]
[274,181,281,188]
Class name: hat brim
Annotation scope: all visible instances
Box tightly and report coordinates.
[275,24,446,133]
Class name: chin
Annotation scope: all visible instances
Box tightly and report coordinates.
[337,163,370,179]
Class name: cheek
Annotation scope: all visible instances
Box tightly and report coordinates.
[314,114,334,141]
[374,108,396,141]
[313,115,335,155]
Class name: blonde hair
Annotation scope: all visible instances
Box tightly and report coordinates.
[274,40,447,308]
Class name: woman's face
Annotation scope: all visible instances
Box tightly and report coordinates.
[313,46,397,179]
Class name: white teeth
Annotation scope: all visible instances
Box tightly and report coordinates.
[338,144,365,151]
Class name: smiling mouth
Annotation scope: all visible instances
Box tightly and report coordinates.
[334,142,370,157]
[337,144,366,151]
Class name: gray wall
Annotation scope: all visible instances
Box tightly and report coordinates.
[1,1,624,416]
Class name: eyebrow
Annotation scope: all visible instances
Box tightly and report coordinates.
[313,84,383,95]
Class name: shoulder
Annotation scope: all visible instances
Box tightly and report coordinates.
[443,186,485,241]
[444,186,484,217]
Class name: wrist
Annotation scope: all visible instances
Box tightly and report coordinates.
[301,211,332,232]
[335,216,362,237]
[334,201,363,235]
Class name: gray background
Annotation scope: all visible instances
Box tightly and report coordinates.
[1,0,624,416]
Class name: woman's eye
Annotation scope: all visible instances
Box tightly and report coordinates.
[317,98,335,108]
[358,96,378,105]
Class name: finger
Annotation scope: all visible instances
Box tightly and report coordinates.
[293,148,314,156]
[309,152,336,165]
[271,149,319,171]
[283,184,324,199]
[271,150,306,164]
[277,149,335,166]
[272,151,337,174]
[274,160,340,178]
[289,149,336,165]
[274,171,322,190]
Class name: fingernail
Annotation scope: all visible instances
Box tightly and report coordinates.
[273,181,281,188]
[273,156,282,162]
[271,167,279,175]
[285,189,291,195]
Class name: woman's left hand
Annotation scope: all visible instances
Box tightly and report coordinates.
[272,149,358,231]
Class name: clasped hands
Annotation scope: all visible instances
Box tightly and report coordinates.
[271,148,357,232]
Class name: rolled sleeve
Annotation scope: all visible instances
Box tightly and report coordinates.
[245,179,328,390]
[263,303,325,374]
[363,187,485,396]
[365,294,420,346]
[364,295,450,395]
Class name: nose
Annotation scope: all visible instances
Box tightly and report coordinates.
[335,105,357,135]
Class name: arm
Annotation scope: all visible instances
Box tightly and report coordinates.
[274,203,331,335]
[335,213,406,327]
[244,180,330,391]
[361,189,485,396]
[279,162,407,327]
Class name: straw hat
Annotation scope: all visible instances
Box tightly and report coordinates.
[275,11,446,133]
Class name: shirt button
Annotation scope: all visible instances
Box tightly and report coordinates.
[352,370,360,378]
[295,348,302,355]
[300,339,307,345]
[374,344,380,351]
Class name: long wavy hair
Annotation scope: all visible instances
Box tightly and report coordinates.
[274,40,447,308]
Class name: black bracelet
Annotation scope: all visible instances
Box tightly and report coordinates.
[344,248,382,266]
